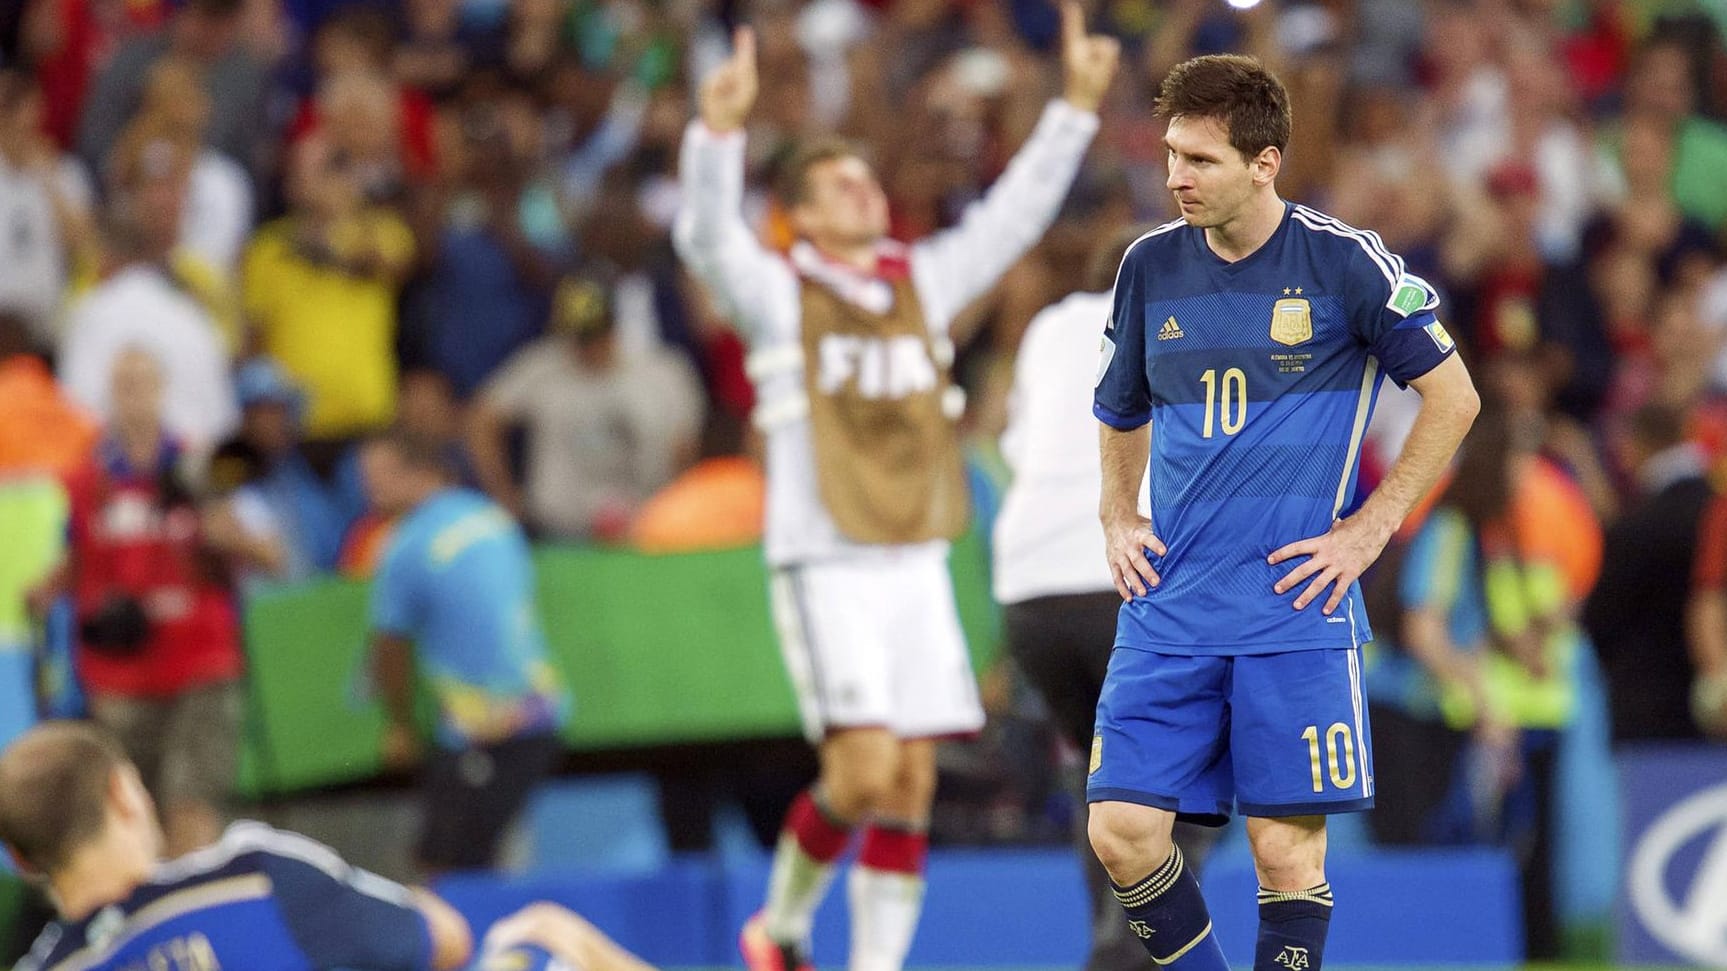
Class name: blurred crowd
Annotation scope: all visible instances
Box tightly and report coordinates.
[2,0,1727,950]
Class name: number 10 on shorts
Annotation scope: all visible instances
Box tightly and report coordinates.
[1301,722,1356,792]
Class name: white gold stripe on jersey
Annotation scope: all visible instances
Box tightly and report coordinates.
[1291,207,1404,287]
[1346,644,1370,798]
[1332,357,1380,519]
[48,875,272,971]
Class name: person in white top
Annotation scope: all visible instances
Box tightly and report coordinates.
[58,135,237,449]
[0,70,96,351]
[673,8,1116,971]
[993,226,1215,971]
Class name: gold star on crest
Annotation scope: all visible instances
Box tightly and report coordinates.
[1282,287,1291,295]
[1295,287,1304,295]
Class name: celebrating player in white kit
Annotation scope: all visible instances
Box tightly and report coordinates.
[673,8,1117,971]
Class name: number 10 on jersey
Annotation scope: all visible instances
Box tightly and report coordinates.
[1302,722,1356,792]
[1199,368,1246,438]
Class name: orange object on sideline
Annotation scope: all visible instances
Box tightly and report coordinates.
[631,457,766,554]
[0,356,99,477]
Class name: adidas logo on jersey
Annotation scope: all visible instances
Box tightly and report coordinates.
[1158,316,1185,340]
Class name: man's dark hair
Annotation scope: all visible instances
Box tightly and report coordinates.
[368,428,453,479]
[0,722,132,874]
[1155,54,1292,160]
[773,136,867,208]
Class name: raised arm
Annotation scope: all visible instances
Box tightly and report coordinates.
[671,27,795,340]
[911,2,1115,331]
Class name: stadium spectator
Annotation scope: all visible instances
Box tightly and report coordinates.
[34,348,258,856]
[75,0,272,178]
[391,0,472,102]
[1364,406,1521,848]
[58,134,237,449]
[0,68,95,352]
[17,0,169,149]
[214,357,351,583]
[360,430,569,874]
[242,133,415,449]
[402,84,568,399]
[132,55,252,271]
[287,6,438,192]
[1604,35,1727,236]
[467,273,704,542]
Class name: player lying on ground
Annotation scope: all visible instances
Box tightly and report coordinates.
[0,721,651,971]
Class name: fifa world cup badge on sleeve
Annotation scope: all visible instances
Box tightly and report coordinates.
[1089,734,1103,774]
[1096,334,1116,386]
[1424,320,1456,352]
[1270,297,1312,346]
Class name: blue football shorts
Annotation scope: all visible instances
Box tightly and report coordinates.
[1086,647,1375,823]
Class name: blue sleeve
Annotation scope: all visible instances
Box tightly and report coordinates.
[369,544,417,636]
[257,832,434,971]
[1345,246,1455,388]
[1093,244,1152,430]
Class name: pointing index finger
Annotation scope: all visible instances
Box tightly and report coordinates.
[733,26,756,69]
[1060,1,1085,47]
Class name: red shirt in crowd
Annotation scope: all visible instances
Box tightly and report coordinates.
[63,438,243,697]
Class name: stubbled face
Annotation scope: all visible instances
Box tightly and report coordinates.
[791,155,890,251]
[1164,114,1269,230]
[359,443,413,516]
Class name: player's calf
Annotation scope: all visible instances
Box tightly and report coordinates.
[1089,802,1227,970]
[1247,816,1333,971]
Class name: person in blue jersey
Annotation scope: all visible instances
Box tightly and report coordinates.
[361,431,570,875]
[0,720,472,971]
[1087,56,1481,971]
[0,721,655,971]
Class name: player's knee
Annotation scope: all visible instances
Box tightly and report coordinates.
[821,750,901,817]
[1248,817,1327,891]
[1088,802,1174,881]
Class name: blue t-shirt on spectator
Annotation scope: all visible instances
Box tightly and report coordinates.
[370,488,569,748]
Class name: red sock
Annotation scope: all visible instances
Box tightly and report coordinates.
[856,823,928,875]
[784,789,852,863]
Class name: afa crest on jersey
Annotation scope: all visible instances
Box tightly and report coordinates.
[1270,297,1312,346]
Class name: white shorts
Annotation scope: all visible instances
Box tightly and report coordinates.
[769,551,985,744]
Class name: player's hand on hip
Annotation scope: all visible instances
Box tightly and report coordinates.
[1268,514,1391,615]
[699,27,757,133]
[1104,515,1166,601]
[1059,1,1120,114]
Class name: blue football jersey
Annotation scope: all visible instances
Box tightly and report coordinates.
[1094,203,1455,655]
[19,822,434,971]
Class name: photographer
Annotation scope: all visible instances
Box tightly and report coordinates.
[31,347,269,856]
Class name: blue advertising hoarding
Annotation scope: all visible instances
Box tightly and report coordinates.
[1618,744,1727,965]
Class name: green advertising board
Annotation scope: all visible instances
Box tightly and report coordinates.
[239,533,999,797]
